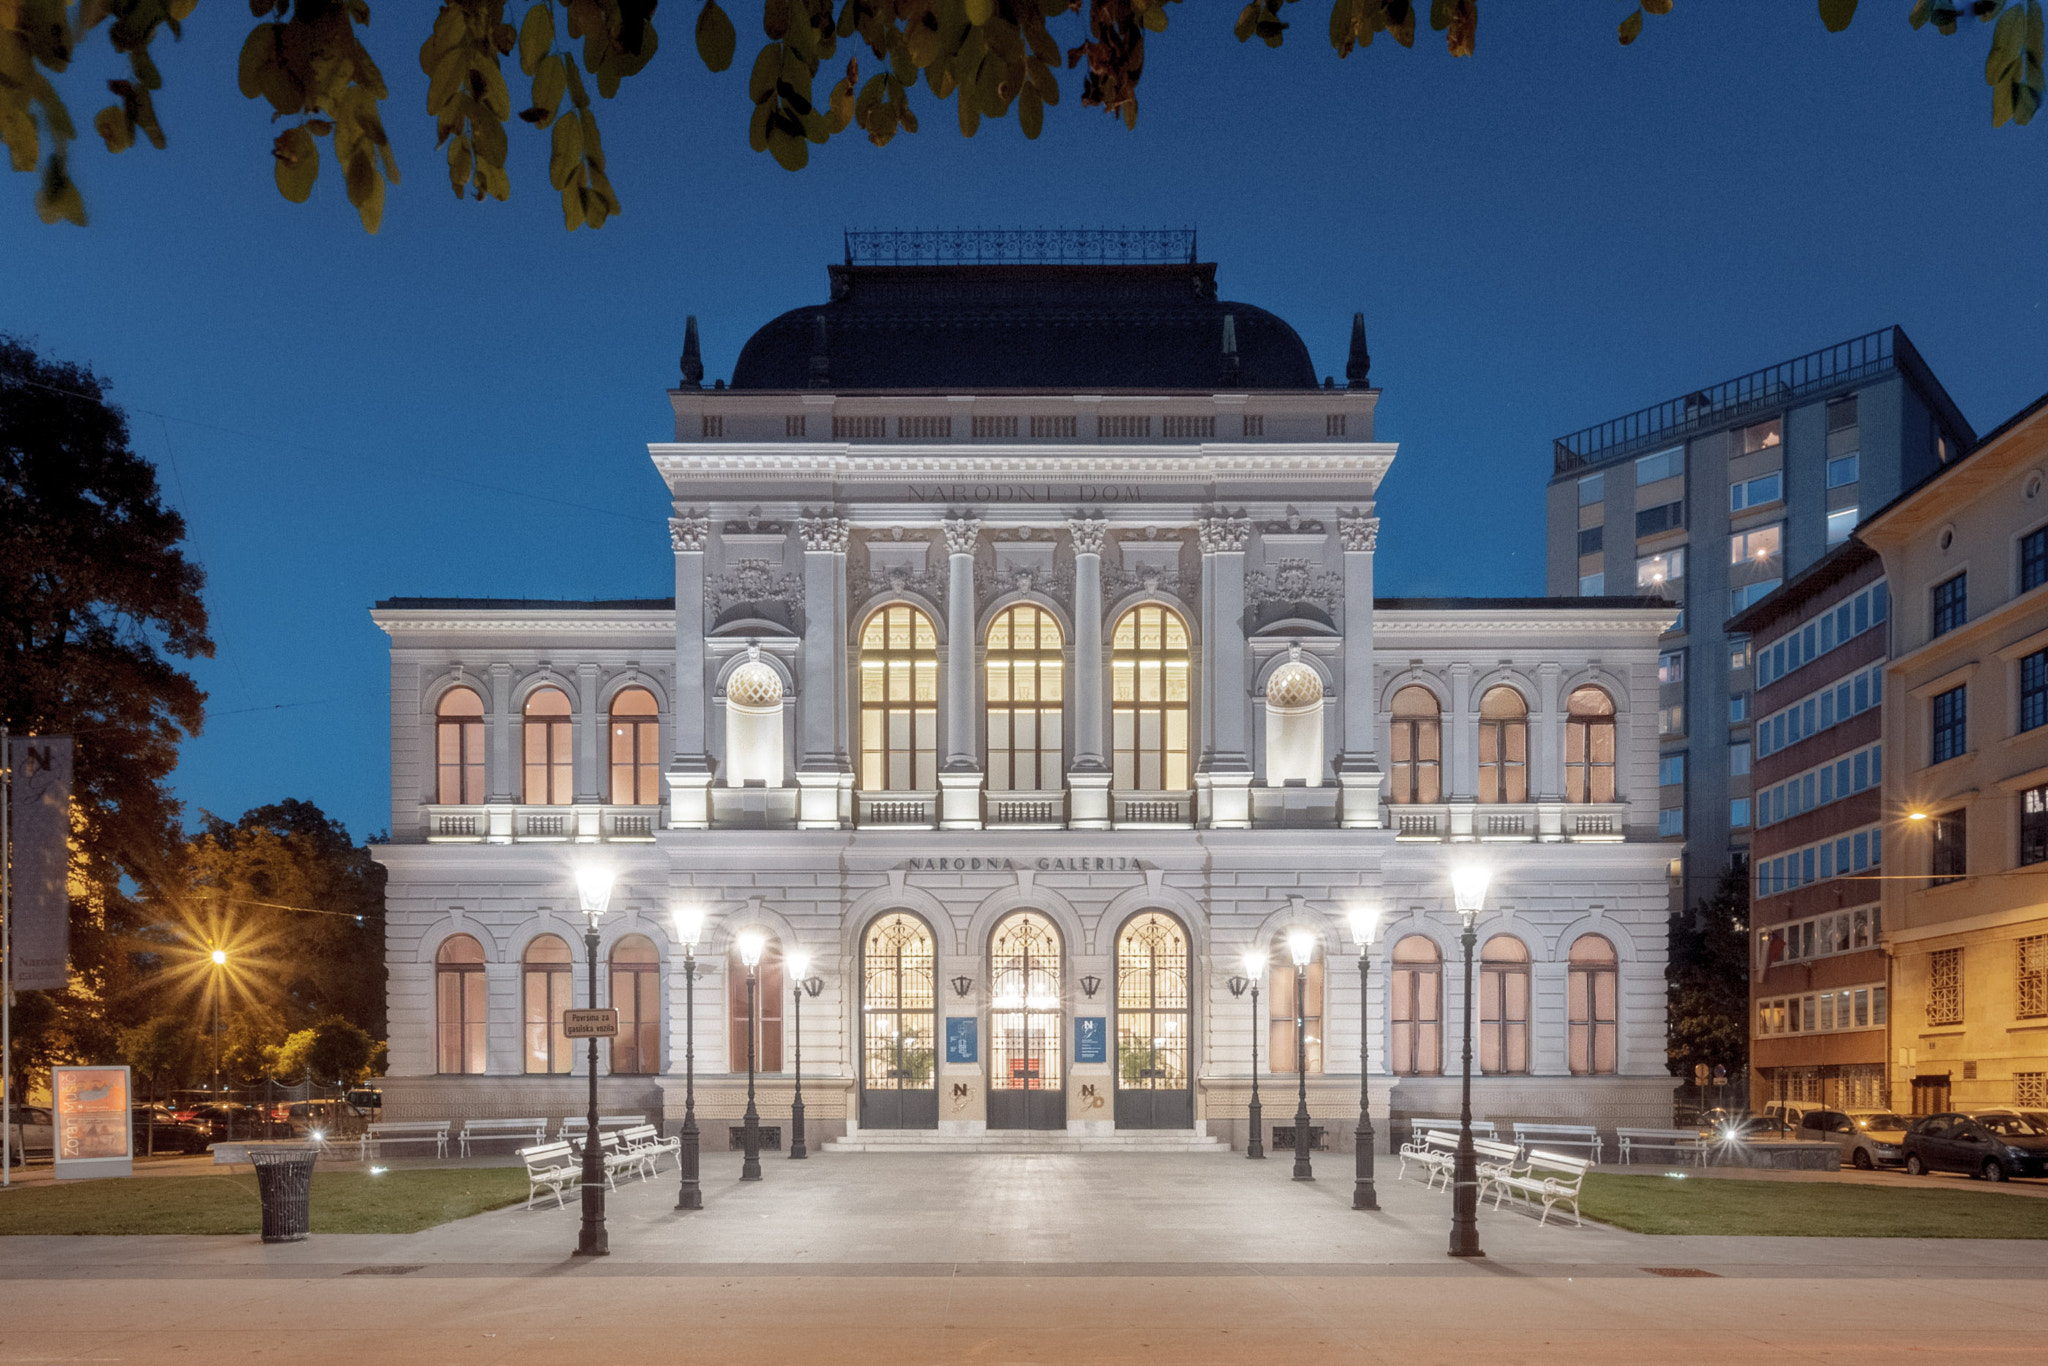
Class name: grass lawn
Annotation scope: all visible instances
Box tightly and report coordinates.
[1581,1173,2048,1238]
[0,1167,529,1236]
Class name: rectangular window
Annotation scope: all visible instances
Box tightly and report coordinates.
[2020,1073,2048,1107]
[2021,784,2048,868]
[1637,547,1685,589]
[1239,414,1263,438]
[1096,415,1148,439]
[1730,695,1748,722]
[1929,948,1963,1026]
[1931,685,1967,764]
[1579,571,1606,596]
[2023,525,2048,593]
[1730,472,1783,511]
[1161,415,1213,439]
[785,414,807,438]
[1659,651,1685,686]
[834,415,887,439]
[1739,417,1783,454]
[1826,453,1860,488]
[2021,649,2047,733]
[1659,807,1684,837]
[1828,394,1859,433]
[1730,797,1750,828]
[1636,501,1684,538]
[1731,579,1781,613]
[971,415,1018,438]
[1930,808,1967,885]
[1730,524,1782,565]
[1578,472,1604,505]
[2019,936,2048,1020]
[1931,573,1967,637]
[1325,414,1347,437]
[1577,526,1603,557]
[1729,741,1750,777]
[1826,507,1858,546]
[1659,754,1685,786]
[1636,446,1684,485]
[898,415,952,439]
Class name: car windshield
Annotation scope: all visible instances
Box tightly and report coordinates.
[1978,1114,2048,1137]
[1855,1114,1908,1131]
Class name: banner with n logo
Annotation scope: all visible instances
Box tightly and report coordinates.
[8,736,73,991]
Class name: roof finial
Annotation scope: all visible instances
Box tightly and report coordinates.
[681,315,704,387]
[1346,312,1370,388]
[1220,312,1240,385]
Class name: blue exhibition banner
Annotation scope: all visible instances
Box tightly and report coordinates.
[1075,1016,1107,1065]
[945,1017,978,1064]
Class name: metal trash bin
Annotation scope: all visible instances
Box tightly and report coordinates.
[248,1145,319,1243]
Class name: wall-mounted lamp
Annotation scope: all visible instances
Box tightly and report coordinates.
[951,975,974,998]
[1080,974,1101,999]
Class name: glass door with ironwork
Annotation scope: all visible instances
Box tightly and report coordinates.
[987,912,1065,1130]
[1113,913,1192,1129]
[860,913,938,1129]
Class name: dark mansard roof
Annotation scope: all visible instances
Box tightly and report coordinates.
[727,262,1322,392]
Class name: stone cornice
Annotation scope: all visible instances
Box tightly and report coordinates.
[1373,608,1676,635]
[373,610,675,636]
[649,445,1397,485]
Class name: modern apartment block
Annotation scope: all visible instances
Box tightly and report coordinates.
[1859,392,2048,1116]
[1728,539,1892,1111]
[1547,328,1973,911]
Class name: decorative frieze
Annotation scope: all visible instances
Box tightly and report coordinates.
[1197,511,1251,554]
[669,515,711,552]
[1338,512,1379,553]
[798,511,850,553]
[1261,507,1325,535]
[1245,557,1343,616]
[975,562,1073,607]
[706,559,806,618]
[1103,562,1199,605]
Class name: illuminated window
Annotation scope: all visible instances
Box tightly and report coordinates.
[435,934,486,1074]
[1390,936,1441,1076]
[1477,686,1528,804]
[729,931,784,1072]
[435,687,486,805]
[1567,935,1618,1075]
[608,687,661,805]
[1729,524,1781,565]
[1110,605,1191,791]
[1636,547,1684,589]
[1115,914,1190,1091]
[858,605,938,792]
[522,687,574,805]
[1479,936,1530,1075]
[1564,686,1617,804]
[609,935,660,1074]
[1388,686,1441,805]
[522,934,574,1074]
[1269,931,1323,1075]
[986,605,1064,792]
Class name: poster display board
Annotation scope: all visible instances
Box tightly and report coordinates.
[53,1065,132,1181]
[945,1017,978,1065]
[1074,1017,1107,1065]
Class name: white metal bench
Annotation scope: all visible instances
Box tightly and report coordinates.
[1488,1149,1592,1226]
[459,1118,549,1157]
[569,1129,650,1188]
[1397,1129,1461,1190]
[1512,1123,1604,1164]
[1472,1137,1525,1188]
[1616,1126,1706,1166]
[619,1123,680,1175]
[554,1115,647,1141]
[1410,1116,1497,1144]
[518,1141,580,1210]
[358,1121,450,1161]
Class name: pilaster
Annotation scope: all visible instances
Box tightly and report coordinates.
[1447,659,1474,838]
[1198,511,1253,829]
[666,514,714,829]
[796,511,850,829]
[1336,512,1383,828]
[1067,513,1110,829]
[941,515,984,829]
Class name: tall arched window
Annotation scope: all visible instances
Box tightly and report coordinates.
[989,911,1063,1103]
[522,687,574,805]
[609,934,660,1075]
[436,687,486,805]
[522,934,574,1074]
[724,662,786,787]
[1264,661,1325,787]
[728,931,784,1072]
[435,934,486,1074]
[858,605,938,793]
[1477,685,1529,804]
[986,605,1064,792]
[1269,930,1323,1074]
[1111,605,1191,792]
[861,913,937,1125]
[1565,686,1618,803]
[1568,934,1619,1075]
[608,687,661,805]
[1479,935,1530,1075]
[1115,913,1191,1093]
[1390,935,1442,1075]
[1388,686,1441,804]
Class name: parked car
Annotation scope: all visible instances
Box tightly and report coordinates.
[1903,1112,2048,1181]
[1707,1113,1796,1142]
[4,1105,53,1164]
[1764,1101,1817,1132]
[1798,1108,1909,1168]
[131,1108,214,1155]
[185,1103,288,1139]
[285,1099,361,1140]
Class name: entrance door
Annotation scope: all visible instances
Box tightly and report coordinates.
[1114,912,1193,1129]
[860,913,939,1130]
[988,912,1065,1130]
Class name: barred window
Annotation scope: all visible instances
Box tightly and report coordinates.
[972,415,1018,438]
[1098,415,1151,439]
[1242,414,1264,437]
[898,416,952,439]
[2019,936,2047,1021]
[785,414,806,438]
[1029,415,1076,439]
[2018,1072,2047,1107]
[1929,947,1963,1026]
[701,414,723,438]
[1162,415,1214,439]
[1326,414,1347,437]
[833,415,887,439]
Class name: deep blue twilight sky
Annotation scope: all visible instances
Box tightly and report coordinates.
[5,6,2044,842]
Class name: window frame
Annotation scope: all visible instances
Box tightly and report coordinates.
[1931,684,1967,765]
[1110,603,1193,794]
[984,603,1067,794]
[435,934,487,1075]
[1563,685,1617,804]
[1929,807,1967,886]
[608,934,661,1074]
[1389,935,1442,1076]
[1475,685,1529,804]
[435,687,487,805]
[521,686,575,806]
[728,932,786,1073]
[607,687,662,806]
[1388,685,1442,805]
[522,934,575,1075]
[1567,935,1619,1076]
[858,604,940,794]
[1931,573,1967,638]
[1268,931,1324,1076]
[1478,935,1530,1076]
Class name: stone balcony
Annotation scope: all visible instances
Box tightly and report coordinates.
[421,804,663,844]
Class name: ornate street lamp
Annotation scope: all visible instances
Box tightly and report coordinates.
[672,904,705,1212]
[573,867,614,1258]
[1287,928,1317,1182]
[1347,905,1382,1212]
[787,951,824,1159]
[737,929,767,1181]
[1228,949,1267,1160]
[209,948,229,1140]
[1448,863,1492,1259]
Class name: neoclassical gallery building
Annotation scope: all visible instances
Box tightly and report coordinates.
[371,234,1680,1152]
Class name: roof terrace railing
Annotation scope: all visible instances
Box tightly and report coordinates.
[844,227,1197,267]
[1552,327,1899,476]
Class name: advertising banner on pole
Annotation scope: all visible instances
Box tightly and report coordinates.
[8,737,73,992]
[53,1065,132,1181]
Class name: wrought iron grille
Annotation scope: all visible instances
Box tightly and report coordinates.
[862,913,936,1090]
[2019,936,2047,1019]
[845,227,1197,266]
[2018,1072,2047,1107]
[989,913,1063,1093]
[1928,947,1963,1026]
[1115,914,1189,1090]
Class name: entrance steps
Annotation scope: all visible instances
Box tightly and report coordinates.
[821,1129,1230,1155]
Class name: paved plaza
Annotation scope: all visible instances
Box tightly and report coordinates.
[2,1151,2047,1363]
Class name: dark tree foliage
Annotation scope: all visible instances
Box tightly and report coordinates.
[0,334,213,1090]
[1666,863,1751,1084]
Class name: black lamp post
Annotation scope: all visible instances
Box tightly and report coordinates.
[738,929,765,1180]
[1229,950,1266,1160]
[789,952,823,1159]
[1448,864,1491,1259]
[573,868,614,1258]
[1286,929,1316,1181]
[1347,907,1381,1212]
[672,905,704,1212]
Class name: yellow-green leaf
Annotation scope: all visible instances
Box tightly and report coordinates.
[1818,0,1857,31]
[94,104,134,154]
[272,123,318,201]
[698,0,738,70]
[520,2,555,74]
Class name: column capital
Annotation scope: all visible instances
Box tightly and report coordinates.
[1338,512,1379,553]
[1067,514,1108,556]
[797,511,849,553]
[1197,511,1251,554]
[669,514,711,553]
[942,516,981,555]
